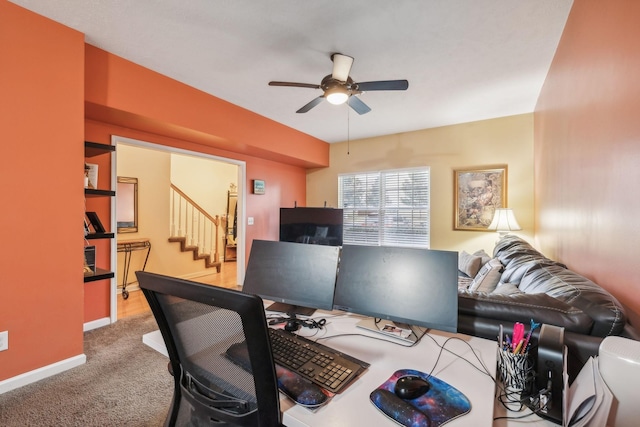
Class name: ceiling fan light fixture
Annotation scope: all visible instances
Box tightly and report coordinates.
[325,86,349,105]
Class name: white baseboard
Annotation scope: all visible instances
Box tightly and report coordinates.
[118,283,140,293]
[83,317,111,332]
[142,330,168,357]
[180,271,211,280]
[0,354,86,395]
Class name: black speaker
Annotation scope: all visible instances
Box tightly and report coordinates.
[531,324,566,425]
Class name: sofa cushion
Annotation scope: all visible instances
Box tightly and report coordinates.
[519,264,628,336]
[494,235,628,337]
[494,235,566,270]
[459,251,483,277]
[469,258,503,293]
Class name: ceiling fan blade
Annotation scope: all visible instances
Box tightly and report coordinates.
[296,96,324,113]
[347,96,371,115]
[331,53,354,82]
[356,80,409,91]
[269,81,321,89]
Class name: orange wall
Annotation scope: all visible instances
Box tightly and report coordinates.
[0,1,85,380]
[2,1,327,383]
[535,0,640,327]
[84,46,329,169]
[82,49,323,320]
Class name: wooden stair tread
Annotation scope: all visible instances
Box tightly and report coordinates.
[168,236,222,272]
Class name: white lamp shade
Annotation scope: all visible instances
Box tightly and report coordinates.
[488,208,521,232]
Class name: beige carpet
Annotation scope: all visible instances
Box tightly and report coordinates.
[0,312,173,426]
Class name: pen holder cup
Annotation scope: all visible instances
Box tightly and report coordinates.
[497,348,534,401]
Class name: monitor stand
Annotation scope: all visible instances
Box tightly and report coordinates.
[265,302,316,317]
[356,317,427,344]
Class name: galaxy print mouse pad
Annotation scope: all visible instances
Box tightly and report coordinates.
[369,369,470,427]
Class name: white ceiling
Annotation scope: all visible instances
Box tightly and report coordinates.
[11,0,573,143]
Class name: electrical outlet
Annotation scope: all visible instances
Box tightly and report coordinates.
[0,331,8,351]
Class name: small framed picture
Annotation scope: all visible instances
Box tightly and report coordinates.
[86,211,106,233]
[84,245,96,273]
[454,165,507,231]
[253,179,265,195]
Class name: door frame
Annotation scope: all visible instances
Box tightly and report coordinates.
[109,135,246,323]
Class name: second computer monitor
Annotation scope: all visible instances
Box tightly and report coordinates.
[333,245,459,334]
[242,239,341,316]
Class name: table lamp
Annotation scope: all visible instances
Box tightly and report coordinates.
[488,208,521,239]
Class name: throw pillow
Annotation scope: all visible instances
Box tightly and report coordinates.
[473,249,492,267]
[458,251,482,278]
[469,258,504,293]
[491,282,522,295]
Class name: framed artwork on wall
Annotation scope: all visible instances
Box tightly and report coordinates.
[253,179,265,195]
[454,165,507,231]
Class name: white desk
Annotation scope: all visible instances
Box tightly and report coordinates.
[277,311,498,427]
[144,308,501,426]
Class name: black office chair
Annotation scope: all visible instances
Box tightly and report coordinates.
[137,271,285,427]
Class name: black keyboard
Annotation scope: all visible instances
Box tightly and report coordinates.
[268,328,369,394]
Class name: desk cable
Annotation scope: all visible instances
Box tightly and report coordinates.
[271,316,550,423]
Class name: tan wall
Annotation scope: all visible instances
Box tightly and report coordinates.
[535,0,640,327]
[116,143,238,284]
[307,114,535,255]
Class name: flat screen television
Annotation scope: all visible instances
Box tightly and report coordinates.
[333,245,459,342]
[279,207,343,246]
[242,239,341,316]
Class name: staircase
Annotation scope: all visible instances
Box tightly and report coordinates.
[168,184,222,272]
[168,235,221,271]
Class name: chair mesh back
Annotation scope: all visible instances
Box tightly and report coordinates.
[156,294,258,420]
[137,271,282,427]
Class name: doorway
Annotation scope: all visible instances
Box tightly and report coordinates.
[110,136,245,321]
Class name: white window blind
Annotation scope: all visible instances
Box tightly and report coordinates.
[338,167,430,248]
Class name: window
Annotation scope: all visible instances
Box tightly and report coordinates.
[338,167,430,247]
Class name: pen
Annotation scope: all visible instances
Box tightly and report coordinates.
[514,340,523,354]
[521,319,540,354]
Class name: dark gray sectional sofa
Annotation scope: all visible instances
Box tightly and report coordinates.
[457,234,639,377]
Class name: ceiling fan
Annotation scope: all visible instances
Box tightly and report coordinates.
[268,53,409,115]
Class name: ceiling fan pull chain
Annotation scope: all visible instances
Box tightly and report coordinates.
[347,100,350,155]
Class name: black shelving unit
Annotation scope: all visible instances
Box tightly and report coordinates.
[85,141,115,157]
[84,268,115,283]
[85,188,116,197]
[84,141,116,283]
[86,232,115,240]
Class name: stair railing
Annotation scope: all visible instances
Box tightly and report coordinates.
[170,184,220,263]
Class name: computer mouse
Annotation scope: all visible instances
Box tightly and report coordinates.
[394,375,430,400]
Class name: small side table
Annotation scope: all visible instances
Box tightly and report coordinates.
[117,238,151,299]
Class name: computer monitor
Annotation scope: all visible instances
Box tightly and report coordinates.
[333,245,459,342]
[242,239,341,316]
[279,207,343,246]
